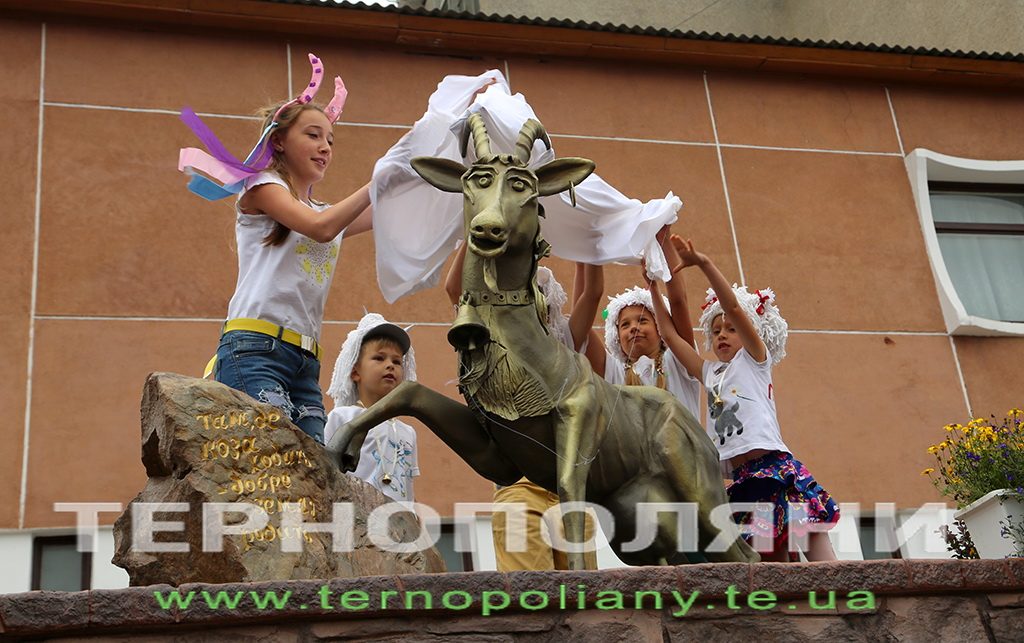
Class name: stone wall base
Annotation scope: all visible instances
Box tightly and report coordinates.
[2,560,1023,641]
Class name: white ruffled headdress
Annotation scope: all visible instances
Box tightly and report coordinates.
[327,313,417,407]
[604,286,671,360]
[697,285,788,365]
[536,266,572,347]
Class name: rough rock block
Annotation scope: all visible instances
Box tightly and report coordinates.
[112,373,444,586]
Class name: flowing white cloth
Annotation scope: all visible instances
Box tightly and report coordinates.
[371,70,682,303]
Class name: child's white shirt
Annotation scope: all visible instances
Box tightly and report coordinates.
[226,171,341,339]
[325,405,420,503]
[604,350,702,419]
[701,347,790,461]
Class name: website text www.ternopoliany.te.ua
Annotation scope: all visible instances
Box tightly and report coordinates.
[153,584,878,617]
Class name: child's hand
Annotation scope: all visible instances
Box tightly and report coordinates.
[468,79,497,107]
[672,235,707,268]
[656,224,671,246]
[640,259,653,287]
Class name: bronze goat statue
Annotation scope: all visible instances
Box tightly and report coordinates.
[328,114,758,568]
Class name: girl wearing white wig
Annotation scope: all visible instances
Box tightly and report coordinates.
[648,237,839,562]
[324,313,420,503]
[574,229,702,421]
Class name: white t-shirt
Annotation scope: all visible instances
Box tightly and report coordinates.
[226,172,341,339]
[325,405,420,503]
[604,350,702,419]
[701,347,789,461]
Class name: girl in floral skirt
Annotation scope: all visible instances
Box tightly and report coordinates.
[647,236,840,562]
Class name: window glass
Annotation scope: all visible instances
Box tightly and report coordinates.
[930,193,1024,224]
[433,525,471,572]
[36,540,86,591]
[928,191,1024,323]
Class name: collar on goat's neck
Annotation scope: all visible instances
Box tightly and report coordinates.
[460,287,534,307]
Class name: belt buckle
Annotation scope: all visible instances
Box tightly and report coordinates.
[300,335,316,354]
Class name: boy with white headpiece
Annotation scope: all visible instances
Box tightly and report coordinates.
[325,313,420,503]
[646,236,839,562]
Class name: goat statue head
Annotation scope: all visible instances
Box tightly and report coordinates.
[411,114,594,263]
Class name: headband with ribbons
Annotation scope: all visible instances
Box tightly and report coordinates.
[177,53,348,201]
[697,285,789,365]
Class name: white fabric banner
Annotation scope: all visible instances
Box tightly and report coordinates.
[371,70,682,303]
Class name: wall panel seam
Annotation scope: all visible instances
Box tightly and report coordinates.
[40,103,909,156]
[947,336,973,418]
[703,70,745,285]
[19,22,46,531]
[884,87,906,157]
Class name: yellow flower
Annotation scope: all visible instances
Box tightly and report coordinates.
[921,468,935,476]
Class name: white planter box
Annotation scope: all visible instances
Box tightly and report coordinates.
[954,489,1024,559]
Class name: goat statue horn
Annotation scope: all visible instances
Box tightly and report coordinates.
[459,113,493,160]
[512,119,551,165]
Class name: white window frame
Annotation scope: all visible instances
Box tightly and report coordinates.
[906,148,1024,335]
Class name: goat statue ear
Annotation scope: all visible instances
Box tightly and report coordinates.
[410,157,467,193]
[535,158,596,197]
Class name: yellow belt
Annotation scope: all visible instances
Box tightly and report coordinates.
[203,318,323,378]
[222,318,323,360]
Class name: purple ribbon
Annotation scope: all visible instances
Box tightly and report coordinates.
[179,107,274,176]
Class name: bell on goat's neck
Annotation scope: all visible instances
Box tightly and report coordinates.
[449,303,490,351]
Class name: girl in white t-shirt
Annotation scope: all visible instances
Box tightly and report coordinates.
[180,55,373,445]
[648,236,839,562]
[573,227,702,420]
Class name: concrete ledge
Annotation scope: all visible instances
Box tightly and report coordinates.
[2,560,1023,640]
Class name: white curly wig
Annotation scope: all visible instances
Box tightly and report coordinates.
[604,286,671,360]
[536,266,572,347]
[326,313,417,407]
[697,285,788,365]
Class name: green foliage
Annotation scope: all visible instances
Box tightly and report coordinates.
[922,409,1024,508]
[938,519,979,559]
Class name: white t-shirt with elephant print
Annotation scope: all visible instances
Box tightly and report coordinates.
[226,171,341,340]
[701,347,789,461]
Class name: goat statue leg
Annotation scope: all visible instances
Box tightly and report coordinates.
[553,383,603,571]
[325,380,522,486]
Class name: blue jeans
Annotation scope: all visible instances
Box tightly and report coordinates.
[214,330,326,444]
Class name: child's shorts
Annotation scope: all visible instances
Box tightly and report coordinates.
[727,451,840,555]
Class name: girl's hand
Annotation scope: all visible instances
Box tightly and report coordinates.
[640,259,653,288]
[672,235,707,268]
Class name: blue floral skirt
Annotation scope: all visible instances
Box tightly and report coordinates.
[727,451,840,556]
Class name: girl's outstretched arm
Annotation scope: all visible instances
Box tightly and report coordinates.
[570,263,607,375]
[659,229,696,348]
[344,203,373,238]
[240,181,372,243]
[568,263,603,353]
[648,279,704,380]
[444,242,468,307]
[676,238,767,363]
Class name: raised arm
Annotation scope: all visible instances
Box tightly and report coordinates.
[660,229,696,348]
[676,238,767,363]
[570,263,607,376]
[444,242,468,307]
[240,181,372,244]
[343,203,374,238]
[648,279,704,380]
[568,263,603,353]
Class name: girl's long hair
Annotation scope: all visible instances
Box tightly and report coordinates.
[255,102,328,246]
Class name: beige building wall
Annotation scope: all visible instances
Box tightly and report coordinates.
[2,9,1022,536]
[480,0,1024,55]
